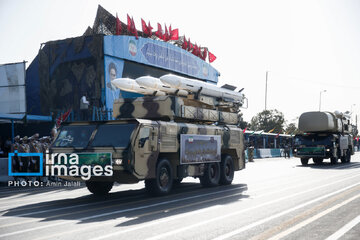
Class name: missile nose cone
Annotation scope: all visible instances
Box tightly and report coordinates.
[112,78,137,90]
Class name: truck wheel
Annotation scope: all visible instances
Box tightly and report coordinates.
[200,162,220,187]
[300,158,309,165]
[343,150,351,163]
[313,158,323,165]
[219,155,234,185]
[331,157,338,164]
[86,181,113,195]
[145,159,173,196]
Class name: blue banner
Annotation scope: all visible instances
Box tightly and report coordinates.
[103,36,219,83]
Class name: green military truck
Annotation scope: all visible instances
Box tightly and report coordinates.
[293,111,354,165]
[50,95,246,195]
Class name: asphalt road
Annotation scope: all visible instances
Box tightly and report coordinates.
[0,154,360,240]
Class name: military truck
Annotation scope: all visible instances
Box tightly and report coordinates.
[50,94,246,195]
[293,111,354,165]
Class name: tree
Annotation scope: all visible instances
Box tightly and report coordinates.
[250,109,285,132]
[285,123,300,135]
[237,112,248,129]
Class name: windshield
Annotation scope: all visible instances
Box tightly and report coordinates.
[90,124,136,147]
[294,134,332,146]
[53,125,96,148]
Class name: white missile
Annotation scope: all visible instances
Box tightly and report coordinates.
[135,76,188,96]
[112,78,166,96]
[159,74,244,103]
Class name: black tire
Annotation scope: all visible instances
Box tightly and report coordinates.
[342,149,351,163]
[301,158,309,166]
[347,151,351,163]
[200,162,220,187]
[145,159,173,196]
[86,181,113,195]
[331,157,338,164]
[219,155,234,185]
[313,158,323,165]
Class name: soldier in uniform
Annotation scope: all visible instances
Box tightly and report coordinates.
[11,136,21,173]
[29,134,41,173]
[19,136,30,173]
[248,141,254,162]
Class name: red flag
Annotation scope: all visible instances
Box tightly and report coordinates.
[56,108,72,128]
[192,43,199,56]
[187,38,193,51]
[116,13,122,35]
[182,35,188,50]
[155,23,163,39]
[169,25,179,40]
[201,47,208,61]
[61,108,72,122]
[127,14,132,33]
[162,24,170,41]
[56,115,61,128]
[275,133,280,138]
[357,136,359,141]
[243,127,247,133]
[131,17,138,39]
[127,15,138,39]
[141,18,147,35]
[147,21,153,36]
[208,51,217,63]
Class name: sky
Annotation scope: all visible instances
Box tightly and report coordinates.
[1,0,360,125]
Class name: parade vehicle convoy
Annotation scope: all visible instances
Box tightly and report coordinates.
[293,111,354,165]
[50,74,247,195]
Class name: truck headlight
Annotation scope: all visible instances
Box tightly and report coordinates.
[114,159,122,165]
[326,149,330,152]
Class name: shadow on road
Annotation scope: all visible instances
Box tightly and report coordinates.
[296,161,360,170]
[3,182,248,228]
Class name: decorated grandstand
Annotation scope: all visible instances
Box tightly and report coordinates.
[25,5,220,121]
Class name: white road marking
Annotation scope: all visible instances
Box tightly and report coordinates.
[0,185,247,238]
[267,193,360,240]
[325,215,360,240]
[34,171,360,240]
[144,179,360,240]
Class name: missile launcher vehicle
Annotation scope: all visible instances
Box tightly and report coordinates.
[50,74,247,195]
[293,111,354,165]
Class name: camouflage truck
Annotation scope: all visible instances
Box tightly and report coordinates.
[50,96,246,195]
[293,111,354,165]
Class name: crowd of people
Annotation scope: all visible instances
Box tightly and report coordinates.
[9,134,53,175]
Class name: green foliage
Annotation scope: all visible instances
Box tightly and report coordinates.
[285,122,301,135]
[237,112,248,129]
[250,109,285,132]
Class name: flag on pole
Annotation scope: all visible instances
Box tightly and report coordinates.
[163,24,170,41]
[155,23,163,39]
[208,51,217,63]
[182,35,188,50]
[243,127,247,133]
[169,25,179,40]
[116,13,122,35]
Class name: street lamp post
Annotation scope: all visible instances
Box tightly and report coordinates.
[319,90,327,111]
[265,71,268,111]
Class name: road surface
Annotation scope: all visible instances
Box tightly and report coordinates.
[0,154,359,240]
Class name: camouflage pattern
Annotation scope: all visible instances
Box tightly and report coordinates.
[37,35,104,115]
[50,118,245,183]
[113,96,240,125]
